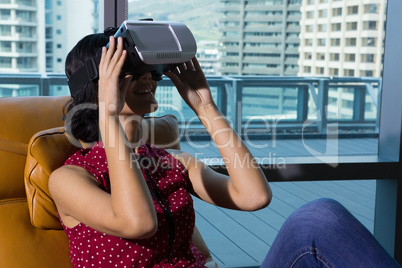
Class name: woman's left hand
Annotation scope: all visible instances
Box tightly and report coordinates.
[164,57,215,115]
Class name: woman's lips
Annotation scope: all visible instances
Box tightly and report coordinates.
[133,89,152,95]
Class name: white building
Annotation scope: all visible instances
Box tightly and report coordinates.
[196,40,220,76]
[0,0,97,74]
[219,0,302,76]
[298,0,387,78]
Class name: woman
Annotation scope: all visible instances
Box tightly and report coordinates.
[49,31,399,268]
[49,30,271,267]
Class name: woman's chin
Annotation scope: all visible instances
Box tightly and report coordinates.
[122,100,158,116]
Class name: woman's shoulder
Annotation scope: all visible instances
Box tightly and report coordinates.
[64,141,106,166]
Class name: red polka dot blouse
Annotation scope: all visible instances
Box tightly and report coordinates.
[61,142,206,268]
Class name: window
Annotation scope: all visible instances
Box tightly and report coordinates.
[331,38,340,46]
[306,11,314,19]
[319,9,327,18]
[0,10,11,20]
[360,70,373,77]
[45,27,53,39]
[345,53,355,62]
[331,23,341,31]
[0,41,12,52]
[347,6,358,15]
[332,8,342,16]
[362,37,377,47]
[364,4,378,14]
[0,57,12,68]
[316,53,325,60]
[316,67,324,74]
[346,22,358,31]
[317,38,326,46]
[345,38,356,46]
[0,25,11,36]
[46,42,53,53]
[330,53,339,61]
[16,11,35,22]
[318,24,326,32]
[344,69,355,76]
[364,21,378,30]
[329,68,339,76]
[361,54,375,63]
[2,0,398,168]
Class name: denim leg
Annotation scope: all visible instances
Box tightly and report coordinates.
[261,198,400,268]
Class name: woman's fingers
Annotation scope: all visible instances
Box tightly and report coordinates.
[102,36,115,69]
[99,37,126,80]
[191,57,201,71]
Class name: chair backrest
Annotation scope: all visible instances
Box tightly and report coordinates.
[0,96,73,268]
[0,96,68,202]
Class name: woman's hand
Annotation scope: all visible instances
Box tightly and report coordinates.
[164,57,215,115]
[98,36,132,116]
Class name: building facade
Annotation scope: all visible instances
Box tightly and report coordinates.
[0,0,43,73]
[0,0,97,74]
[196,40,220,76]
[219,0,301,76]
[0,0,97,97]
[298,0,387,78]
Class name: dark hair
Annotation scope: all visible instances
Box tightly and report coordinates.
[64,30,116,143]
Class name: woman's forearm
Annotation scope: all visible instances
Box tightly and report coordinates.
[197,103,272,208]
[99,110,157,237]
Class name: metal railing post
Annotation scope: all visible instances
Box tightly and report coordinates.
[217,82,228,117]
[353,86,366,123]
[297,85,309,122]
[317,79,329,134]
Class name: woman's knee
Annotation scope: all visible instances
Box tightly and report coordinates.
[284,198,350,232]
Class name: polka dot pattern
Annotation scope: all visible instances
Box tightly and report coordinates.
[62,142,206,267]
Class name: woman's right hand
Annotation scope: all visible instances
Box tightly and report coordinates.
[98,36,132,116]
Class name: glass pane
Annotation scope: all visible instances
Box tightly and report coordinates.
[0,0,99,96]
[128,0,388,161]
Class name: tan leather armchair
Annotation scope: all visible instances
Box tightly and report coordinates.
[0,96,215,268]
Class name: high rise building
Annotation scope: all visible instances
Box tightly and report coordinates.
[298,0,387,78]
[45,0,98,72]
[219,0,301,76]
[0,0,97,74]
[0,0,44,72]
[196,40,220,76]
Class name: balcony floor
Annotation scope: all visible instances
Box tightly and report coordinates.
[181,138,378,267]
[193,179,376,268]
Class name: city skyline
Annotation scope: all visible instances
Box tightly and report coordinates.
[0,0,387,78]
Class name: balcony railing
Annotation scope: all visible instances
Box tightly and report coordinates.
[0,73,381,138]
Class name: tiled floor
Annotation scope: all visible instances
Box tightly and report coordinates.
[180,138,378,267]
[193,180,377,267]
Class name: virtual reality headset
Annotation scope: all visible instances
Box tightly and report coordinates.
[67,19,197,97]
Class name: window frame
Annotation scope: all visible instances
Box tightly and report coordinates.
[108,0,401,260]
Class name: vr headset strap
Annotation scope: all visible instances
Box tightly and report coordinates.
[67,57,99,97]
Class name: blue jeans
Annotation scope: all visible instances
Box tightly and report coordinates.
[261,198,400,268]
